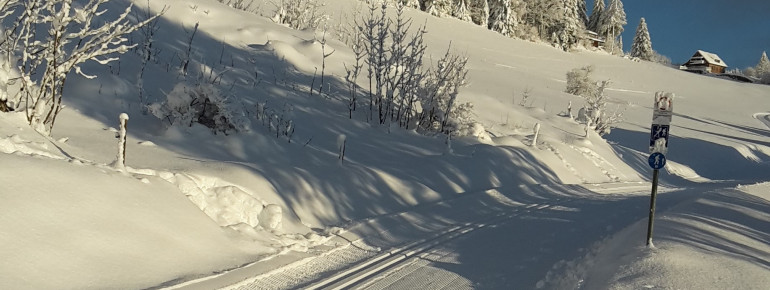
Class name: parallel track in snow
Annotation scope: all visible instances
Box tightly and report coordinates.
[303,202,559,290]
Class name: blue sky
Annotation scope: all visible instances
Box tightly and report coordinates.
[588,0,770,69]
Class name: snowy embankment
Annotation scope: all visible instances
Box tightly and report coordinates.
[0,111,335,289]
[535,182,770,289]
[1,0,770,289]
[755,113,770,130]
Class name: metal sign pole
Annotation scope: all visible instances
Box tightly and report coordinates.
[646,169,660,246]
[646,91,673,247]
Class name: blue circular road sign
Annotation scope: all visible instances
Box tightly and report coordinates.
[648,152,666,170]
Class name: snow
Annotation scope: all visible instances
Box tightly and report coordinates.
[1,0,770,289]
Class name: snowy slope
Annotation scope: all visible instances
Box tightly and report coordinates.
[1,0,769,289]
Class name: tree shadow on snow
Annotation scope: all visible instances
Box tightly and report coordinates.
[657,189,770,270]
[606,127,770,187]
[53,1,572,231]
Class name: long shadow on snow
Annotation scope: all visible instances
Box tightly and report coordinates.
[606,128,770,186]
[423,186,767,289]
[56,1,563,228]
[656,189,770,270]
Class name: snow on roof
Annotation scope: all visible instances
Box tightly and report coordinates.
[695,50,728,67]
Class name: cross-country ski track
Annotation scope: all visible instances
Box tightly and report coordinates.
[164,182,726,290]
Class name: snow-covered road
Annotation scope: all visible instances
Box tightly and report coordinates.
[328,189,704,290]
[172,183,714,290]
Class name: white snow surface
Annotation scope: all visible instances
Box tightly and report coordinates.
[1,0,770,289]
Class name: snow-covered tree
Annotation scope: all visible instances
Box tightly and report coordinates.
[0,0,20,112]
[403,0,421,8]
[1,0,160,133]
[651,50,671,65]
[577,0,588,26]
[557,0,588,49]
[586,0,604,32]
[599,0,626,54]
[630,17,653,61]
[424,0,453,17]
[348,3,474,135]
[487,0,513,36]
[756,51,770,84]
[522,0,557,39]
[453,0,473,22]
[419,46,471,134]
[469,0,489,26]
[523,0,584,50]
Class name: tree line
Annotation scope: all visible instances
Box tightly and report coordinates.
[387,0,628,53]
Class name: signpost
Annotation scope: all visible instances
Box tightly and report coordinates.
[646,92,674,246]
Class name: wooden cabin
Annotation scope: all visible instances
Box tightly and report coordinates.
[583,30,605,48]
[681,50,728,74]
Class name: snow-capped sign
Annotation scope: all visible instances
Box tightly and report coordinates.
[652,91,674,125]
[650,92,674,153]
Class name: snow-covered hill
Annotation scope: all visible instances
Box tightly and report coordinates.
[1,0,769,289]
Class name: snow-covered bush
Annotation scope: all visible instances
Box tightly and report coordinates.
[740,52,770,84]
[419,46,471,135]
[217,0,258,13]
[445,102,476,136]
[565,66,624,136]
[651,50,671,66]
[149,82,247,135]
[565,65,598,97]
[271,0,327,30]
[0,0,160,133]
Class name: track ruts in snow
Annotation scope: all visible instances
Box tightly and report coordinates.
[303,202,561,290]
[230,246,376,290]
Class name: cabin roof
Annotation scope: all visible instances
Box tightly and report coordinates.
[694,50,728,67]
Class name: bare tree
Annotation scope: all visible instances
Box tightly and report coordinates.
[0,0,22,112]
[346,1,472,135]
[2,0,161,133]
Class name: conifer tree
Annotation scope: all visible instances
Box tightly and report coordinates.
[630,17,653,61]
[523,0,558,39]
[523,0,583,50]
[469,0,489,26]
[401,0,420,9]
[599,0,626,54]
[488,0,512,36]
[577,0,588,26]
[425,0,453,17]
[587,0,604,32]
[756,51,770,83]
[453,0,473,22]
[553,0,587,50]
